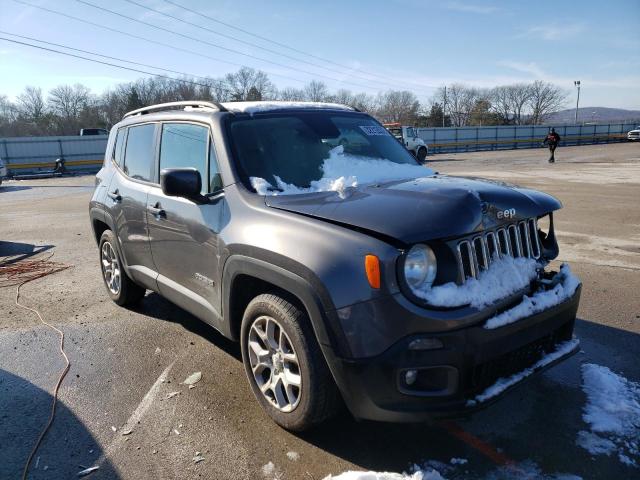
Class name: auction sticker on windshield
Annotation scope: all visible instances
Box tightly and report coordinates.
[359,125,389,136]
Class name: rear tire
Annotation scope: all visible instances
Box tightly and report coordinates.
[99,230,145,307]
[416,146,428,162]
[240,293,340,431]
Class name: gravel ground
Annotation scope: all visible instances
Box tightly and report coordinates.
[1,142,638,480]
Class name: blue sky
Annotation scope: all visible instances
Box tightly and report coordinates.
[1,0,639,109]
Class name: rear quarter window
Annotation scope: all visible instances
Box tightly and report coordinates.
[112,129,125,166]
[123,124,156,182]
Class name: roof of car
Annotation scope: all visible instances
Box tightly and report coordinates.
[119,100,358,126]
[219,101,355,114]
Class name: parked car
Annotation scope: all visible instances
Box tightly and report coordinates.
[90,101,581,431]
[627,126,640,141]
[0,157,7,186]
[383,123,429,161]
[80,128,109,136]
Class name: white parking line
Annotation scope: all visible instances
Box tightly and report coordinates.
[98,360,175,463]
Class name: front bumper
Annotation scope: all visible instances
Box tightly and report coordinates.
[326,284,581,422]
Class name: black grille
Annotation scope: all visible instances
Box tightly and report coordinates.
[455,218,541,282]
[470,323,574,392]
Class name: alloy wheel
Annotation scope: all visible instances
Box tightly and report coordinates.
[247,315,302,412]
[101,241,121,295]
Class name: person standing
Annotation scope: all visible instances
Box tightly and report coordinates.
[543,128,561,163]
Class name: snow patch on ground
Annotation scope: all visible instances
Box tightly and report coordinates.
[467,339,580,406]
[251,146,434,197]
[222,100,353,114]
[414,256,539,309]
[577,363,640,467]
[286,451,299,461]
[324,459,582,480]
[484,263,580,329]
[322,468,444,480]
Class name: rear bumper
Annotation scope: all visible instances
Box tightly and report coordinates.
[326,285,581,422]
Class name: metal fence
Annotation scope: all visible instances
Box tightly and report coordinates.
[0,135,107,175]
[1,121,638,175]
[418,122,638,154]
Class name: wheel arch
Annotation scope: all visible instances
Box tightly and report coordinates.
[221,255,351,358]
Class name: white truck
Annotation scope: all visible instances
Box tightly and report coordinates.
[384,123,429,162]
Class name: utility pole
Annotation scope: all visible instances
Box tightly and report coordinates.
[574,80,581,124]
[442,86,447,128]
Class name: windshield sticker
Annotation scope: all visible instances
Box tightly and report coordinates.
[359,126,390,136]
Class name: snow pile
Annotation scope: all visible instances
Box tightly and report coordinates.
[321,468,445,480]
[250,146,434,197]
[415,256,539,309]
[467,339,580,406]
[484,263,581,329]
[577,363,640,467]
[323,459,582,480]
[223,101,352,114]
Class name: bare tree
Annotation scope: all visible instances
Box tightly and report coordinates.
[527,80,568,125]
[508,84,532,125]
[48,84,91,118]
[351,92,376,113]
[376,90,420,124]
[278,87,305,101]
[329,89,354,106]
[304,80,329,102]
[225,67,275,102]
[431,84,480,126]
[16,86,46,120]
[0,95,17,123]
[490,86,512,124]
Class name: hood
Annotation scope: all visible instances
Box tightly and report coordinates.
[265,175,561,245]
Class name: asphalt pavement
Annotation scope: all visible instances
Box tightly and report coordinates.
[1,142,638,479]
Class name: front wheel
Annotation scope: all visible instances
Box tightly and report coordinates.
[416,146,428,162]
[240,293,340,431]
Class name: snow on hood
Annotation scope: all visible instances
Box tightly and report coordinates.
[413,256,540,309]
[222,101,353,114]
[577,363,640,467]
[250,146,435,197]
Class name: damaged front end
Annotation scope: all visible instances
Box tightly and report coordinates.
[329,211,582,422]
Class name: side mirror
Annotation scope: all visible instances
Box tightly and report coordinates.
[160,168,206,203]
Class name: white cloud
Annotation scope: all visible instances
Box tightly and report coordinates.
[445,1,499,14]
[497,61,546,78]
[519,23,585,41]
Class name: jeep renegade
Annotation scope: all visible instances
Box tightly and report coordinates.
[89,101,581,431]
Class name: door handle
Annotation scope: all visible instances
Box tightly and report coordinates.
[107,189,121,202]
[148,203,166,218]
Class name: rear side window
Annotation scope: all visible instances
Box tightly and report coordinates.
[123,124,156,182]
[159,123,209,194]
[112,129,125,166]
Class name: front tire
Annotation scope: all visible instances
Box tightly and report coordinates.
[99,230,145,306]
[240,293,340,431]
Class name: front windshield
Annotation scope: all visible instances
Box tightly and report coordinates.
[227,111,432,194]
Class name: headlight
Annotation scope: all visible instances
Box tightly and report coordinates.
[404,244,437,291]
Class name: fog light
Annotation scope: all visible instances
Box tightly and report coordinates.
[408,338,443,351]
[404,369,418,386]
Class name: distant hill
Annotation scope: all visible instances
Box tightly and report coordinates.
[545,107,640,124]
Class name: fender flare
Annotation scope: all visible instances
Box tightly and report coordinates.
[221,254,351,358]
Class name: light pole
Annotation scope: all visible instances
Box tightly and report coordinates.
[574,80,581,124]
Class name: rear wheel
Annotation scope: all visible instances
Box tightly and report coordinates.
[99,230,145,306]
[240,293,340,431]
[416,146,428,162]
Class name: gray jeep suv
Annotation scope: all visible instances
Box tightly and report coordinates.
[89,101,581,431]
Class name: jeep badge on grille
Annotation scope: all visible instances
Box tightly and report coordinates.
[496,208,516,220]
